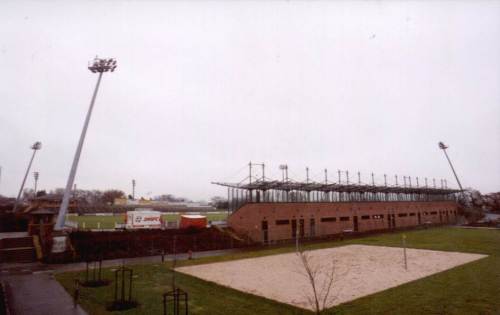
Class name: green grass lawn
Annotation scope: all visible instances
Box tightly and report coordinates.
[66,212,228,229]
[56,227,500,315]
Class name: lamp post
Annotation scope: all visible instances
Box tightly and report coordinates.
[34,171,39,195]
[132,179,136,200]
[13,142,42,212]
[279,164,288,183]
[438,142,464,192]
[279,164,288,202]
[55,57,117,230]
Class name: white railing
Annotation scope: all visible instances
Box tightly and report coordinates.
[115,223,126,229]
[210,220,228,228]
[64,221,78,229]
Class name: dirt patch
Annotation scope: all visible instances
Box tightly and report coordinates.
[177,245,486,311]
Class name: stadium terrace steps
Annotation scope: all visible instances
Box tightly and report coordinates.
[0,236,36,263]
[1,236,34,249]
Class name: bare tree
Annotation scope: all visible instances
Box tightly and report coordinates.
[154,194,190,203]
[484,192,500,212]
[101,189,125,205]
[296,248,337,314]
[458,188,485,222]
[209,196,228,210]
[22,188,35,200]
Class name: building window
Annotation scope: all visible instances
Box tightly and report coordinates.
[409,213,416,216]
[275,219,290,225]
[373,214,384,219]
[361,215,370,220]
[321,217,336,222]
[398,213,408,217]
[340,217,350,221]
[430,211,437,215]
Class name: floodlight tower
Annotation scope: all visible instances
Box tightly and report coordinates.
[55,57,117,230]
[438,142,464,192]
[13,142,42,212]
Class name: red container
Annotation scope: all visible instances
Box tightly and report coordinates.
[179,215,207,229]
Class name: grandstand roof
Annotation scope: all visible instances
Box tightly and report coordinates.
[212,180,460,195]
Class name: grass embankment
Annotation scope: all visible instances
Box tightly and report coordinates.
[56,227,500,315]
[66,212,228,229]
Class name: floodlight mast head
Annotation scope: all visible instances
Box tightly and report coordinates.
[31,141,42,150]
[438,141,448,150]
[88,57,117,73]
[279,164,288,183]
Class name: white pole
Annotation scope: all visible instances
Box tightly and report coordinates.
[55,72,103,230]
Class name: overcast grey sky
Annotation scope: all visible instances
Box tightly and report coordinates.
[1,1,499,200]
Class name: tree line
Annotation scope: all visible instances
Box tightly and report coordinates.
[16,188,230,209]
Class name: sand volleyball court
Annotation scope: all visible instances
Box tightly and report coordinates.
[177,245,486,311]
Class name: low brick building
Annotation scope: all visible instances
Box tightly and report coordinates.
[216,166,460,243]
[228,201,458,243]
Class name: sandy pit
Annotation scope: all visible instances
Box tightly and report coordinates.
[177,245,486,311]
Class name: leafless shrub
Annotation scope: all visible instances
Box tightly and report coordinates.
[296,248,338,314]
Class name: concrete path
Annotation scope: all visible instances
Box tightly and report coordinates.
[2,272,86,315]
[0,248,240,314]
[0,248,240,275]
[453,226,500,230]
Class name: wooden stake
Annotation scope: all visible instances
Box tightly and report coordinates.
[402,234,408,270]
